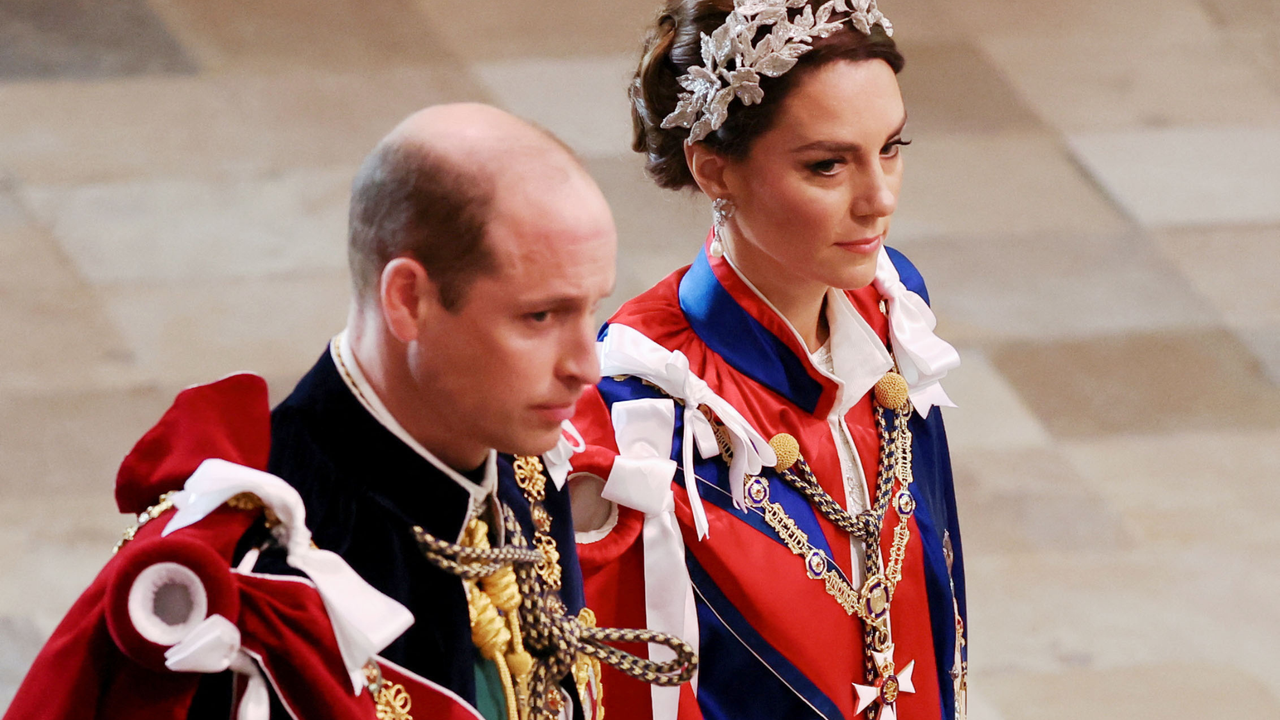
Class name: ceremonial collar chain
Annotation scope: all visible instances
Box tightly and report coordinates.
[711,368,917,719]
[662,0,893,144]
[413,456,697,720]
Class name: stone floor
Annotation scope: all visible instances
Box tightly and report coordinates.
[2,0,1279,715]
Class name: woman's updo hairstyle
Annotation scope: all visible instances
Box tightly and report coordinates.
[631,0,905,190]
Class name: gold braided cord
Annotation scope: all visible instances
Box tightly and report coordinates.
[414,484,696,720]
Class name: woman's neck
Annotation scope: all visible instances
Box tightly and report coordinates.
[725,233,830,352]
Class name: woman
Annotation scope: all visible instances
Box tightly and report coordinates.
[568,1,967,719]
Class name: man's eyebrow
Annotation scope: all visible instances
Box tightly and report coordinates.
[790,113,909,154]
[517,294,590,308]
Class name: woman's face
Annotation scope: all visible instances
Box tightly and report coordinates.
[720,58,907,292]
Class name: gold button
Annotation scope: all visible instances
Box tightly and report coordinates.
[768,433,801,470]
[874,372,910,410]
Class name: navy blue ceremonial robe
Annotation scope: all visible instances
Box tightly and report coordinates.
[266,348,588,715]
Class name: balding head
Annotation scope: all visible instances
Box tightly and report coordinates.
[348,103,595,309]
[344,104,617,469]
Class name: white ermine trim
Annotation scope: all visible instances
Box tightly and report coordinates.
[127,561,209,646]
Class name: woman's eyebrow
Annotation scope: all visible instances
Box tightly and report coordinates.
[790,112,910,154]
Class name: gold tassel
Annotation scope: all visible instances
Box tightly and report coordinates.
[465,518,532,720]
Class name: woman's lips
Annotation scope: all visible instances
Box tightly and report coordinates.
[835,235,883,255]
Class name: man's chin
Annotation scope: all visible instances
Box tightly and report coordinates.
[502,426,564,459]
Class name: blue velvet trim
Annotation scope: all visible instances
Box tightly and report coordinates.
[687,552,847,720]
[677,249,825,414]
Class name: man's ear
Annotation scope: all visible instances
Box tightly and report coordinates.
[684,142,732,199]
[379,257,439,344]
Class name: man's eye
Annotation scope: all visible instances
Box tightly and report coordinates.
[882,139,912,158]
[809,159,843,175]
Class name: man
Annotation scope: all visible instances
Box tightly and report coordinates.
[258,103,620,718]
[7,104,692,720]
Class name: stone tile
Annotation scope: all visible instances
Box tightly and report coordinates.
[0,494,124,635]
[984,664,1280,720]
[951,447,1130,554]
[967,548,1280,699]
[1198,0,1280,29]
[0,67,487,185]
[0,386,172,496]
[474,56,635,159]
[964,551,1191,674]
[101,271,351,389]
[990,329,1280,438]
[890,132,1131,243]
[1061,429,1280,548]
[955,0,1217,42]
[0,616,43,710]
[894,233,1217,343]
[415,0,657,61]
[0,192,138,393]
[897,41,1043,134]
[583,156,708,318]
[882,0,967,44]
[982,34,1280,132]
[21,168,351,285]
[0,0,195,80]
[149,0,453,71]
[1238,324,1280,384]
[938,348,1052,451]
[1230,28,1280,92]
[1153,224,1280,327]
[1068,127,1280,228]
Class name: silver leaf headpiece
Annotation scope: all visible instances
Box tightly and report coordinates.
[661,0,893,145]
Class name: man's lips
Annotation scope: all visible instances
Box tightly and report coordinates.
[532,404,577,423]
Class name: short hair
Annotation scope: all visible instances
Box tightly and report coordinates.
[347,141,496,311]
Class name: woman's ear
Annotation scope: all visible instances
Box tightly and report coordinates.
[684,142,732,199]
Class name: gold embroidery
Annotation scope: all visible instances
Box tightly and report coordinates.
[514,456,562,591]
[572,608,606,720]
[376,682,414,720]
[113,491,177,554]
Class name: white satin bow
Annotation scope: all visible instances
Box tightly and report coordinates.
[165,459,414,697]
[598,324,777,540]
[873,250,961,417]
[163,615,270,720]
[599,398,700,720]
[543,420,586,491]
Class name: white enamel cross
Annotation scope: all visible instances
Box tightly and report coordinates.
[853,647,915,720]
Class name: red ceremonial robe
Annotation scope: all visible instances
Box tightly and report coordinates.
[3,374,482,720]
[571,242,967,720]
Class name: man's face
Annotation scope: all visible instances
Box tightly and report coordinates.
[412,169,616,462]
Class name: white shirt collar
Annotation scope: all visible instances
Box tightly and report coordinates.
[723,256,893,419]
[821,288,895,417]
[330,329,497,504]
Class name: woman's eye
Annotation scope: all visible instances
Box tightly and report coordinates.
[882,139,912,158]
[809,159,843,175]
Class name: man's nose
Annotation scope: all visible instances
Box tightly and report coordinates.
[560,319,602,389]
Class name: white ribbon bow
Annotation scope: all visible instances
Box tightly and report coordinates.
[873,250,961,417]
[162,615,270,720]
[599,398,699,720]
[598,324,777,540]
[543,420,586,491]
[165,459,414,696]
